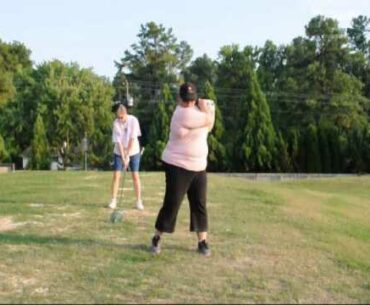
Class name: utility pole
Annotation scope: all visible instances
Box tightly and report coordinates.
[82,133,88,171]
[119,70,134,107]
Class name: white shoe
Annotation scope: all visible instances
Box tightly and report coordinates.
[136,200,144,210]
[108,199,117,209]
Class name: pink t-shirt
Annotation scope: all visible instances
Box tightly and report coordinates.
[162,103,214,171]
[112,115,141,156]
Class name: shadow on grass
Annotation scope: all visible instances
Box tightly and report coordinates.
[0,232,148,251]
[0,232,197,254]
[0,198,106,207]
[0,199,19,204]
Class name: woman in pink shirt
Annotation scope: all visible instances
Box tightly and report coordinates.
[151,83,215,256]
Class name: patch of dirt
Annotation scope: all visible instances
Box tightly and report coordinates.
[29,203,44,208]
[48,212,82,218]
[3,244,34,251]
[0,218,43,232]
[32,287,49,295]
[121,209,156,218]
[3,273,39,295]
[62,212,82,218]
[0,217,18,232]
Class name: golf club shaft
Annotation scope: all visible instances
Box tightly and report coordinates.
[118,166,127,207]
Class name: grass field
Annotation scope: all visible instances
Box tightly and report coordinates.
[0,171,369,304]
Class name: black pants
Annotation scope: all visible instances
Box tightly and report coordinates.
[155,163,208,233]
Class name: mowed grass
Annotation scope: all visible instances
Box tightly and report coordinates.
[0,171,369,304]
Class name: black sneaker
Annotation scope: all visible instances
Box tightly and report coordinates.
[197,240,211,257]
[151,235,161,255]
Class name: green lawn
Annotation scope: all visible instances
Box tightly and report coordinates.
[0,171,369,303]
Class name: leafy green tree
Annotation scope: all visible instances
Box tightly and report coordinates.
[0,134,8,162]
[182,54,217,95]
[116,22,192,85]
[0,68,37,165]
[271,16,353,131]
[363,125,370,172]
[257,40,285,94]
[304,16,369,131]
[0,72,15,106]
[263,15,370,173]
[327,126,347,173]
[270,36,317,129]
[347,15,370,55]
[323,70,368,130]
[216,45,258,170]
[2,15,370,173]
[23,60,114,169]
[347,123,370,173]
[306,16,349,75]
[0,39,32,106]
[256,40,287,128]
[216,44,257,120]
[346,16,370,99]
[115,22,192,146]
[31,114,49,169]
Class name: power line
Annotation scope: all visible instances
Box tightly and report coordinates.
[124,78,370,101]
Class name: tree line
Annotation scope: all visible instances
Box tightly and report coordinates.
[1,15,370,173]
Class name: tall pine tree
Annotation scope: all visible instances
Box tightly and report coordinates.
[0,134,8,162]
[274,131,292,172]
[304,124,322,173]
[287,128,300,172]
[318,122,332,173]
[203,81,226,171]
[239,71,276,172]
[347,123,368,173]
[31,114,49,170]
[141,84,172,170]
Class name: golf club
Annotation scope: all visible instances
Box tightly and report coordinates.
[118,165,127,207]
[110,165,127,223]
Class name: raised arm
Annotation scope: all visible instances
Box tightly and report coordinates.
[197,99,216,131]
[178,100,214,130]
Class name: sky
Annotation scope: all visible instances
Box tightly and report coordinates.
[1,0,369,79]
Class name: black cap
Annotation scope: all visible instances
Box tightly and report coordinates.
[179,83,197,102]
